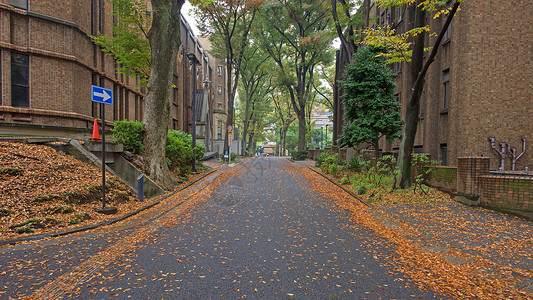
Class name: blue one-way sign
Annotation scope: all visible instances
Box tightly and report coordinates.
[92,85,113,105]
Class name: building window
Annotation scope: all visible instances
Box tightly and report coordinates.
[11,53,30,108]
[440,144,448,166]
[442,69,450,110]
[10,0,27,9]
[395,61,401,73]
[217,120,222,139]
[444,21,452,42]
[413,146,424,154]
[397,6,402,23]
[217,66,222,76]
[173,119,178,130]
[217,85,222,94]
[394,93,400,103]
[218,103,222,110]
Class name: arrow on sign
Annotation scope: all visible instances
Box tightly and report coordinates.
[92,85,113,105]
[93,90,111,102]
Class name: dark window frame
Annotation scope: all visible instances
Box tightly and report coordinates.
[217,120,222,139]
[440,144,448,166]
[442,69,450,111]
[11,52,30,108]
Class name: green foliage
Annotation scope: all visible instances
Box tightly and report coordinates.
[69,213,91,225]
[34,195,54,202]
[411,154,439,194]
[291,150,308,161]
[166,130,206,174]
[340,175,350,185]
[230,152,238,162]
[357,185,367,195]
[338,46,402,149]
[50,206,73,215]
[9,219,40,230]
[315,152,328,167]
[320,153,344,177]
[90,0,151,86]
[363,0,463,64]
[346,156,365,171]
[16,227,34,234]
[112,120,145,154]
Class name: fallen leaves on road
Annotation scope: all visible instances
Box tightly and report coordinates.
[294,165,533,299]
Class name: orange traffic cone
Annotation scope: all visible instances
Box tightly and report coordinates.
[91,119,101,141]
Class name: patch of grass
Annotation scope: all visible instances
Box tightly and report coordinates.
[49,206,74,215]
[0,167,24,176]
[9,219,40,229]
[34,195,55,202]
[69,213,91,225]
[16,227,34,234]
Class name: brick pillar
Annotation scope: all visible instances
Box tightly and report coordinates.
[457,157,490,196]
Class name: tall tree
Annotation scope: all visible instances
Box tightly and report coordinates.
[191,0,260,156]
[330,0,365,144]
[91,0,185,189]
[364,0,463,188]
[271,89,295,156]
[258,0,334,151]
[237,45,274,155]
[143,0,186,189]
[338,46,402,163]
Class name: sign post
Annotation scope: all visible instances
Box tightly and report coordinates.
[227,125,233,162]
[92,85,115,214]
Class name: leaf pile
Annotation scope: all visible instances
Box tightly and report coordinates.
[0,141,143,241]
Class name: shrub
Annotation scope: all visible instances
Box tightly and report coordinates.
[321,153,341,177]
[112,120,145,154]
[346,156,365,171]
[291,150,308,161]
[340,175,350,185]
[166,130,205,174]
[315,152,328,167]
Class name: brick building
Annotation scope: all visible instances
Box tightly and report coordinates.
[0,0,228,153]
[333,0,533,171]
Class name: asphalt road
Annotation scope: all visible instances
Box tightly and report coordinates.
[0,157,443,299]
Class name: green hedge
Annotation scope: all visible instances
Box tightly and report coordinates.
[166,130,205,172]
[112,120,145,154]
[291,150,308,161]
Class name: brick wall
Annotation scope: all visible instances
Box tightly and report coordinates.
[479,176,533,219]
[426,166,457,193]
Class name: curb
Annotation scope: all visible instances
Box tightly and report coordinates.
[306,166,373,208]
[0,169,218,247]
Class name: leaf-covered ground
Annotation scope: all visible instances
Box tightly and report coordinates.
[294,160,533,298]
[0,141,208,241]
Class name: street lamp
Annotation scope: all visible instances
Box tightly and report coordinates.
[187,52,200,172]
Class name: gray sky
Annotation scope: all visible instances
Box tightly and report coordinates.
[182,2,201,36]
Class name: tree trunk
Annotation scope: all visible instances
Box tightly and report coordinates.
[297,112,306,151]
[143,0,184,190]
[395,1,460,189]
